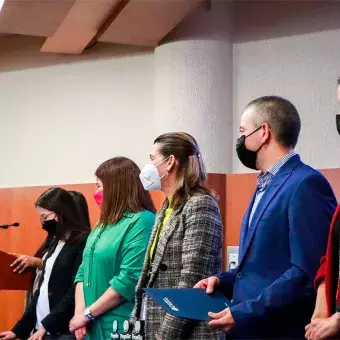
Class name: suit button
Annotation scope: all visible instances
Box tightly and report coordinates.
[159,263,168,271]
[48,292,52,296]
[236,272,243,279]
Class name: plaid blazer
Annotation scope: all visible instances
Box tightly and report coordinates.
[131,193,224,340]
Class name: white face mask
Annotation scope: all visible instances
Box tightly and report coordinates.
[139,157,169,191]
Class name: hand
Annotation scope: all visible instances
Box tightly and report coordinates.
[194,276,220,294]
[10,254,42,273]
[74,326,87,340]
[69,314,89,333]
[207,308,235,332]
[155,335,162,340]
[28,326,47,340]
[0,331,17,340]
[305,313,340,340]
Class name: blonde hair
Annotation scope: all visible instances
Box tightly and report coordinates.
[154,132,213,209]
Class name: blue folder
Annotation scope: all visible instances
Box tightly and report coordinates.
[144,288,231,321]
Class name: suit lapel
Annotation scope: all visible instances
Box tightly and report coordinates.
[238,155,301,267]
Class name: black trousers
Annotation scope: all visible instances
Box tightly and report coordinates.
[44,334,76,340]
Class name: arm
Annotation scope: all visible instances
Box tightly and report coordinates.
[158,196,222,339]
[75,281,86,314]
[229,174,336,328]
[40,238,87,334]
[314,256,326,289]
[88,287,125,317]
[312,281,328,320]
[216,268,237,299]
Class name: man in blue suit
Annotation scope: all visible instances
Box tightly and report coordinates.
[195,96,337,339]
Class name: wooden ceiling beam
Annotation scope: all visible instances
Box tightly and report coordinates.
[40,0,125,54]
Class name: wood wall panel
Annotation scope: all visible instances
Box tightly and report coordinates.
[0,177,225,330]
[226,173,257,246]
[1,169,339,331]
[224,168,340,247]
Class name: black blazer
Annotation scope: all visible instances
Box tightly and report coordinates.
[12,235,88,339]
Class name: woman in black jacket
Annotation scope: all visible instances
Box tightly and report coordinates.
[0,187,90,340]
[10,190,91,308]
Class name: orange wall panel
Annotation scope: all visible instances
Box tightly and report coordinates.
[1,169,339,331]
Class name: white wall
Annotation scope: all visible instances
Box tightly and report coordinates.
[2,1,340,187]
[0,36,155,187]
[232,1,340,173]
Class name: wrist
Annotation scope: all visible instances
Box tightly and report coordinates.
[84,306,95,322]
[75,306,85,315]
[37,258,44,270]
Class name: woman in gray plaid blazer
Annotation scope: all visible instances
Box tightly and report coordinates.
[133,132,224,340]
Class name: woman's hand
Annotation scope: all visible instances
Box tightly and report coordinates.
[312,281,328,320]
[69,314,89,333]
[10,254,43,273]
[0,331,17,340]
[74,326,87,340]
[28,326,47,340]
[305,313,340,340]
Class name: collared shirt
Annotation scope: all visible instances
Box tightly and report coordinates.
[249,151,296,226]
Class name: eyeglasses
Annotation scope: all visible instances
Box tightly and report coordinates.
[40,212,56,222]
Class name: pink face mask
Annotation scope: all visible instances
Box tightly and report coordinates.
[94,189,103,209]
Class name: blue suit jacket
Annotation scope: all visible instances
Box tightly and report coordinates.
[218,155,337,339]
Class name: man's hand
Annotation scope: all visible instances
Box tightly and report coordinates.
[207,308,235,332]
[194,276,220,294]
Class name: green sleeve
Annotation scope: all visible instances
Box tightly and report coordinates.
[110,213,154,302]
[74,262,84,283]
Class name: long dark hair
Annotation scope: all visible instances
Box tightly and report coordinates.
[35,187,90,258]
[68,191,91,229]
[95,157,156,226]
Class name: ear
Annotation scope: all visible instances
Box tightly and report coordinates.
[262,123,271,141]
[166,155,176,173]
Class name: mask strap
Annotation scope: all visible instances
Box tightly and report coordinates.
[245,125,263,139]
[155,156,171,168]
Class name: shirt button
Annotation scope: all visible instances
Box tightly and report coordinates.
[236,272,243,279]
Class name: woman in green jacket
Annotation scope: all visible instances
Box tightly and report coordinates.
[69,157,156,340]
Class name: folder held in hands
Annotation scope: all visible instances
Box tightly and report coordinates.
[144,288,231,321]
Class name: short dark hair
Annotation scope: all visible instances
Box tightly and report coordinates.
[246,96,301,148]
[95,157,156,226]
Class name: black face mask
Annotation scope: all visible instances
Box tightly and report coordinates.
[236,126,264,170]
[42,219,58,235]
